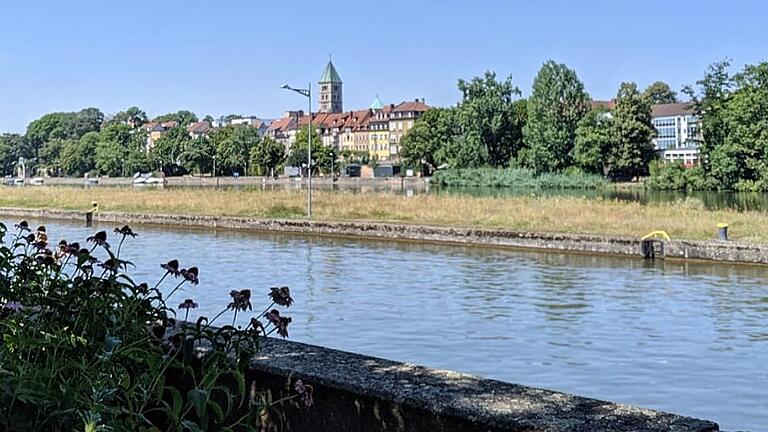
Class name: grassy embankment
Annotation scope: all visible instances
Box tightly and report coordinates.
[1,186,767,243]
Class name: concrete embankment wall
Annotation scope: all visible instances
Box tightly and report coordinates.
[34,175,427,189]
[249,338,718,432]
[2,207,768,265]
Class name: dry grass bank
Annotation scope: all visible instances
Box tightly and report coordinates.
[1,185,766,243]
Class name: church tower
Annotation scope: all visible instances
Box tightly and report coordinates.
[318,60,342,113]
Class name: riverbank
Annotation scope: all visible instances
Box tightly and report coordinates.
[4,204,768,265]
[2,185,768,243]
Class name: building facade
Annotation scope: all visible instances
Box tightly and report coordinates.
[591,100,702,166]
[651,103,701,166]
[387,99,430,157]
[269,61,431,162]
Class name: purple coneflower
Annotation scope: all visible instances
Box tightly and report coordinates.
[178,299,198,310]
[114,225,137,237]
[161,259,181,277]
[228,289,252,311]
[86,231,110,249]
[181,267,199,285]
[269,286,294,307]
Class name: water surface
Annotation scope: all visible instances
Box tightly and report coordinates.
[1,218,766,430]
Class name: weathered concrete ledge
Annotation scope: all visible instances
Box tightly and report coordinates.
[248,338,718,432]
[2,207,768,265]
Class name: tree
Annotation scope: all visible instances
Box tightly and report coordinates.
[151,126,190,167]
[179,136,215,175]
[93,124,149,176]
[573,108,615,174]
[286,126,334,174]
[0,134,34,176]
[643,81,678,104]
[609,82,657,180]
[683,60,733,177]
[209,125,260,175]
[400,108,457,173]
[711,61,768,188]
[456,71,526,166]
[25,108,104,164]
[60,133,98,176]
[110,106,148,127]
[153,110,198,127]
[522,61,591,172]
[249,137,285,176]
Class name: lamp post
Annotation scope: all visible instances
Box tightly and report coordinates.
[281,83,312,219]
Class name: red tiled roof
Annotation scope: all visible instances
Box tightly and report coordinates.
[267,116,296,132]
[186,121,211,134]
[592,100,615,110]
[392,100,430,113]
[652,102,694,117]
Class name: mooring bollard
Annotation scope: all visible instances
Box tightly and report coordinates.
[85,201,99,227]
[717,223,729,241]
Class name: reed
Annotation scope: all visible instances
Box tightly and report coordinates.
[1,186,766,243]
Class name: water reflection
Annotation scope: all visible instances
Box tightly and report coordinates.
[1,218,766,430]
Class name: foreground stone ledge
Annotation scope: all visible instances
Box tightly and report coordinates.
[248,338,717,432]
[2,207,768,265]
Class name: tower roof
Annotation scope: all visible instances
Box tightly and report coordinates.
[319,60,342,83]
[370,95,383,110]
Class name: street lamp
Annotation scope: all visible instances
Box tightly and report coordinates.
[281,82,312,219]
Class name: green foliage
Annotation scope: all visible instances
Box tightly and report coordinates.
[249,137,285,176]
[610,82,657,180]
[152,126,191,166]
[642,81,678,104]
[287,126,334,174]
[456,72,526,166]
[400,108,458,173]
[646,162,713,191]
[0,134,34,176]
[153,111,199,128]
[180,136,215,175]
[0,222,307,431]
[664,60,768,190]
[431,167,607,189]
[209,125,260,176]
[25,108,104,169]
[522,61,591,172]
[94,124,151,177]
[109,106,148,127]
[400,71,526,173]
[573,108,614,174]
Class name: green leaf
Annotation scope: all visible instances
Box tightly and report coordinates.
[188,388,209,421]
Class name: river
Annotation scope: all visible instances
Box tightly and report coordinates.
[1,218,766,430]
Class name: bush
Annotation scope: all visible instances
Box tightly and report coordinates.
[646,162,718,191]
[431,167,607,189]
[0,222,309,431]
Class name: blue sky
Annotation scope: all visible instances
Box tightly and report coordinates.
[0,0,766,133]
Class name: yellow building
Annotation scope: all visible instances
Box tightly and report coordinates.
[368,98,393,159]
[387,99,430,157]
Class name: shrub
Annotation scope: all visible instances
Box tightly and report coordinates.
[0,222,309,431]
[431,167,607,189]
[646,162,718,191]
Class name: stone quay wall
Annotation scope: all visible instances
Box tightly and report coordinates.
[248,338,718,432]
[2,207,768,265]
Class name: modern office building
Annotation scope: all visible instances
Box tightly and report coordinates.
[651,103,701,166]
